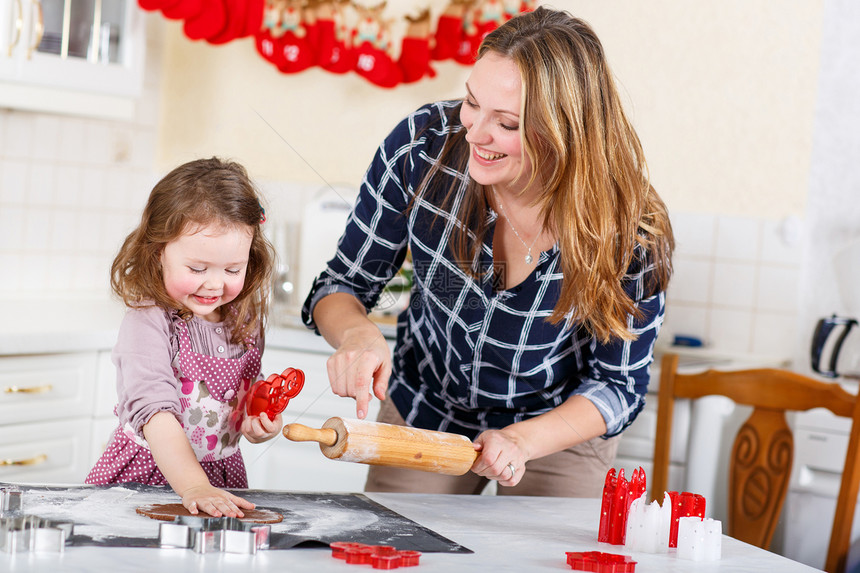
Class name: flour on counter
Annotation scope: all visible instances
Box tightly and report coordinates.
[1,482,471,553]
[16,484,171,542]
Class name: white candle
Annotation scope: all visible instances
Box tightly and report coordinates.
[676,516,722,561]
[624,492,671,553]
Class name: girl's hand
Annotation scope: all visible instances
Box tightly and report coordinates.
[241,412,283,443]
[471,428,530,487]
[179,483,255,518]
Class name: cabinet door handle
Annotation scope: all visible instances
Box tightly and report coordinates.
[7,0,23,57]
[26,0,43,59]
[4,384,53,394]
[0,453,48,466]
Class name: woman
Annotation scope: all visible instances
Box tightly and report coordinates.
[301,7,674,497]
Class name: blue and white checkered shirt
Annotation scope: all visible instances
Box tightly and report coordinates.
[303,100,665,439]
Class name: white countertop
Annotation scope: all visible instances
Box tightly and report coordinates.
[0,492,821,572]
[0,298,344,356]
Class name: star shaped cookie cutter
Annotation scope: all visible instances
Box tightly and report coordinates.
[158,514,271,554]
[1,487,75,554]
[565,551,637,572]
[0,486,23,513]
[0,515,74,553]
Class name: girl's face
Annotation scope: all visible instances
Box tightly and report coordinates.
[160,222,254,322]
[459,51,532,195]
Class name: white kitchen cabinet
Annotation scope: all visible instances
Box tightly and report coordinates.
[245,345,383,493]
[89,349,116,462]
[780,401,860,570]
[0,0,145,119]
[0,352,100,483]
[0,418,92,482]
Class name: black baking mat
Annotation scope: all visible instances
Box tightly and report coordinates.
[1,482,471,553]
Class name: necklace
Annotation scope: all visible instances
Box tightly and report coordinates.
[492,188,540,264]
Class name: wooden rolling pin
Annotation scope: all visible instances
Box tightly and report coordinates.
[283,417,478,475]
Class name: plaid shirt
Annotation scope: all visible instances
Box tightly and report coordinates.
[303,100,665,439]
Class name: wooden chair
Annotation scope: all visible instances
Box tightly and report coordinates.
[650,353,860,573]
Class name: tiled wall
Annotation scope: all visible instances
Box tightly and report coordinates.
[663,211,804,358]
[0,17,163,298]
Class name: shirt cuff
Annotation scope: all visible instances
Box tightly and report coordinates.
[575,382,642,437]
[304,283,360,332]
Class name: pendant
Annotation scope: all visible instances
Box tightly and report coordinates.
[525,254,533,264]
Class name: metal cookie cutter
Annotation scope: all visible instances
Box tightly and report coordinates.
[158,515,270,555]
[0,515,74,553]
[0,486,23,514]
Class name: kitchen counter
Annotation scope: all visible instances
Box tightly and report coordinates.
[0,298,126,355]
[0,298,396,356]
[0,492,821,572]
[0,298,301,356]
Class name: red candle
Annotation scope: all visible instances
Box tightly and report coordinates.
[667,491,706,547]
[598,467,646,545]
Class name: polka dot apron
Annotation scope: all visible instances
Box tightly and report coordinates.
[171,319,261,461]
[86,318,262,488]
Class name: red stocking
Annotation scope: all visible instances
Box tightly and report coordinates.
[275,31,314,74]
[138,0,165,11]
[161,0,203,20]
[183,0,227,41]
[242,0,265,38]
[354,43,401,88]
[398,37,435,83]
[207,0,248,44]
[431,14,461,61]
[316,18,354,74]
[255,29,280,67]
[453,30,480,65]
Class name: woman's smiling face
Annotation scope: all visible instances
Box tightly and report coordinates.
[459,51,532,194]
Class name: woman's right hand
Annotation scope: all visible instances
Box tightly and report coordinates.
[179,483,255,518]
[325,323,392,419]
[313,293,393,419]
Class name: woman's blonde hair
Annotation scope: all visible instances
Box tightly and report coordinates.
[111,157,275,345]
[424,6,674,343]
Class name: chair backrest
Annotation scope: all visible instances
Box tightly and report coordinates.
[650,353,860,573]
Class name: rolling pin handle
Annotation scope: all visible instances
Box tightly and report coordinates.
[283,423,338,447]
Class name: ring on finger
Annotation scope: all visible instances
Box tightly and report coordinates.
[506,462,516,480]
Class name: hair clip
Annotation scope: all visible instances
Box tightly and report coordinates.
[259,204,267,224]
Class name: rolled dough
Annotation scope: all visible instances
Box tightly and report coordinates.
[135,502,283,524]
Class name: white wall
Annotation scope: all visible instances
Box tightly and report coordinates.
[156,0,823,220]
[796,0,860,372]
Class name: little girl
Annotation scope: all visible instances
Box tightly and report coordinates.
[86,157,280,519]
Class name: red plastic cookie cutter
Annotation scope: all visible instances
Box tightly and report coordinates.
[329,542,422,569]
[246,367,305,421]
[566,551,636,573]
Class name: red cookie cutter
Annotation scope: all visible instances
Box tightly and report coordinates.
[330,542,422,569]
[246,367,305,421]
[566,551,636,573]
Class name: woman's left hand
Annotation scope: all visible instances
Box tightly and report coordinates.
[471,428,529,487]
[241,412,283,443]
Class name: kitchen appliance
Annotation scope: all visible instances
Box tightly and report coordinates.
[811,315,860,379]
[297,185,358,309]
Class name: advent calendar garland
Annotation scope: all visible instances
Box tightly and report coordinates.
[138,0,536,88]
